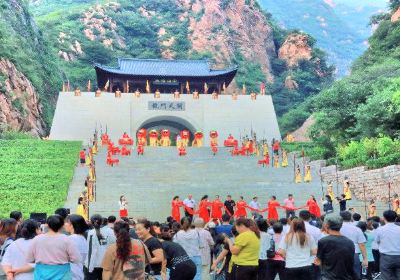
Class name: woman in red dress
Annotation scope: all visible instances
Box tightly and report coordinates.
[198,195,211,222]
[307,195,321,218]
[171,196,183,222]
[267,195,280,221]
[235,196,247,218]
[211,195,224,220]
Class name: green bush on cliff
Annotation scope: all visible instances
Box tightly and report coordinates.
[337,136,400,169]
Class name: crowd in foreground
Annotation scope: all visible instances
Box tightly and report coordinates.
[0,207,400,280]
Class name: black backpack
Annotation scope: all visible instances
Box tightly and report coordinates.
[266,235,276,259]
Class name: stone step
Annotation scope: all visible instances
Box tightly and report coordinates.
[65,147,386,221]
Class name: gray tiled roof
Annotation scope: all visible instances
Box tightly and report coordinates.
[95,58,237,77]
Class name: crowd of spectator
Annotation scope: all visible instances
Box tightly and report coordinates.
[1,207,400,280]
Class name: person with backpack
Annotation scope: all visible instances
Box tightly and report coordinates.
[85,214,116,280]
[102,221,151,280]
[266,222,286,280]
[256,219,272,280]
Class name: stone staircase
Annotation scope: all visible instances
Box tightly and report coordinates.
[65,147,384,221]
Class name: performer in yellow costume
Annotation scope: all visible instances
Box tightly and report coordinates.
[149,130,159,147]
[180,130,190,147]
[281,149,288,167]
[91,142,98,155]
[343,180,352,200]
[304,164,312,182]
[295,165,302,183]
[327,183,335,201]
[160,129,171,147]
[262,143,269,156]
[85,151,92,166]
[273,154,279,168]
[192,131,203,147]
[76,196,88,221]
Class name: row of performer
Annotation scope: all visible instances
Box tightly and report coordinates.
[169,194,321,224]
[102,130,278,151]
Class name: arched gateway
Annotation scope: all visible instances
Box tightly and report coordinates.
[138,116,197,142]
[50,58,281,145]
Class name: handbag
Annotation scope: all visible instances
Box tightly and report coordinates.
[266,235,276,259]
[122,240,156,280]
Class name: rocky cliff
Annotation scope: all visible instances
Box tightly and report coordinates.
[0,59,45,136]
[0,0,61,135]
[184,0,275,81]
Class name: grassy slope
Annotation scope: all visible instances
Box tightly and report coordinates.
[0,140,81,218]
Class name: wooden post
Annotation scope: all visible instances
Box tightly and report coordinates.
[109,78,113,93]
[335,157,339,197]
[293,153,296,182]
[123,80,128,93]
[388,182,391,210]
[180,81,184,95]
[363,183,367,219]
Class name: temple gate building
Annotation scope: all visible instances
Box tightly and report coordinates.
[95,58,237,94]
[50,58,281,145]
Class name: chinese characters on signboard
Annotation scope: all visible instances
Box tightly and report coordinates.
[148,101,185,111]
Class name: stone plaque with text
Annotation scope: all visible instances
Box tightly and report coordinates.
[148,101,185,111]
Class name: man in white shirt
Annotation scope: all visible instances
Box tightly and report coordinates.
[183,194,196,218]
[339,211,368,280]
[299,210,323,280]
[249,197,260,218]
[375,210,400,280]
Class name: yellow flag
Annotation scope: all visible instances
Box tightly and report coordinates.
[204,82,208,94]
[242,83,246,95]
[126,80,129,93]
[186,81,190,94]
[104,80,110,91]
[87,80,91,92]
[146,80,150,93]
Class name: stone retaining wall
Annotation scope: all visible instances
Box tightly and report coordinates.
[314,162,400,203]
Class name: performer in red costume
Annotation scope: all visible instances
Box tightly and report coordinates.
[307,195,321,218]
[119,132,133,145]
[198,195,211,223]
[248,140,254,155]
[121,145,131,156]
[267,195,280,221]
[137,139,145,155]
[171,196,183,222]
[211,195,224,220]
[101,133,110,145]
[235,196,247,218]
[178,143,187,156]
[210,130,218,156]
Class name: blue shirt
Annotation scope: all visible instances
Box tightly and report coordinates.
[215,224,233,238]
[359,231,375,262]
[375,223,400,255]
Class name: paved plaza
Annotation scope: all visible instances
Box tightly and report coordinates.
[66,147,377,221]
